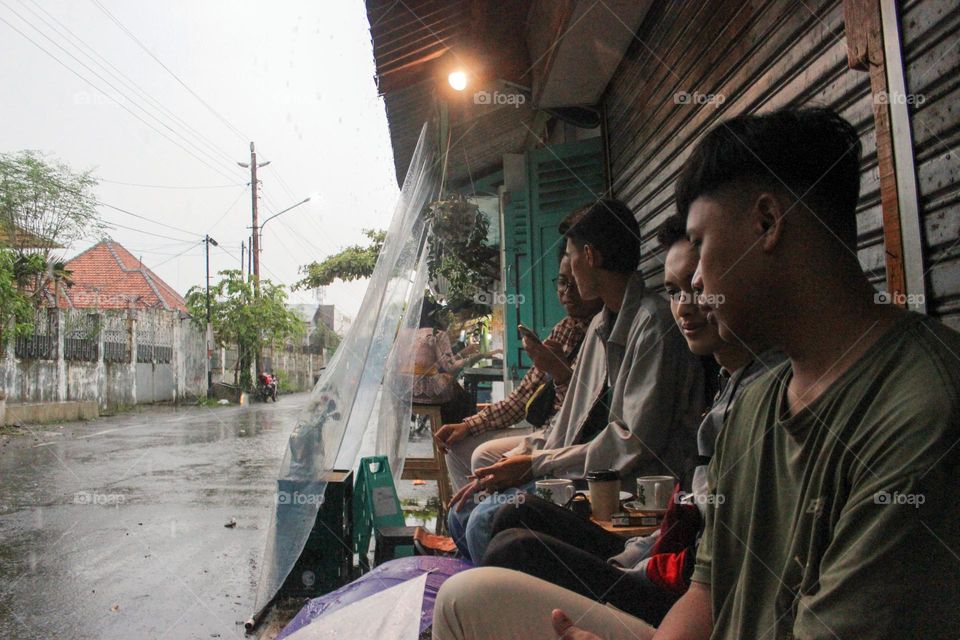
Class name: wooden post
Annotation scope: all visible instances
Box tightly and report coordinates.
[843,0,907,304]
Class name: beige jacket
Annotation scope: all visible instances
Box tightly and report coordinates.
[510,272,705,485]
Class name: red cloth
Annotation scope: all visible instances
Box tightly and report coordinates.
[644,484,703,594]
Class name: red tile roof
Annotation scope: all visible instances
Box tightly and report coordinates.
[58,240,187,312]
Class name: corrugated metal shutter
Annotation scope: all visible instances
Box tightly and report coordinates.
[603,0,884,292]
[502,138,605,379]
[900,0,960,330]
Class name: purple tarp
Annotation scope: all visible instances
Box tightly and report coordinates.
[276,556,472,638]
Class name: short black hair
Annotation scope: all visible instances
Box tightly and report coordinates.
[419,298,442,329]
[563,199,640,273]
[656,214,687,251]
[675,107,862,250]
[558,205,590,261]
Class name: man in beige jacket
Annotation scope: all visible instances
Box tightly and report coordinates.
[447,199,704,561]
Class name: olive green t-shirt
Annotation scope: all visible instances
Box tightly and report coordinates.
[692,313,960,639]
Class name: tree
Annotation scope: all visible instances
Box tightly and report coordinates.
[0,150,99,299]
[310,319,341,353]
[294,194,499,312]
[185,270,304,389]
[295,229,385,290]
[0,249,37,343]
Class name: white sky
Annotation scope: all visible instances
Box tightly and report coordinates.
[0,0,399,320]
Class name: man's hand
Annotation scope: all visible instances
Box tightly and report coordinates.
[474,455,533,492]
[449,477,483,512]
[434,422,469,453]
[523,337,572,383]
[552,609,602,640]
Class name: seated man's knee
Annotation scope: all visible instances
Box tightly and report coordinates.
[490,500,533,535]
[483,528,541,566]
[469,440,500,473]
[436,567,504,611]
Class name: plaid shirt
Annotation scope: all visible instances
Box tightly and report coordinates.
[463,315,590,436]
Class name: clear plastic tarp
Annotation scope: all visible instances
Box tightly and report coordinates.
[251,124,438,618]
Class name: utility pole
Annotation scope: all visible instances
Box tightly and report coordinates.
[240,240,245,278]
[238,142,270,291]
[238,143,270,376]
[204,234,219,397]
[249,144,260,290]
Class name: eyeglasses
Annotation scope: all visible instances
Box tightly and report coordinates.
[552,277,575,294]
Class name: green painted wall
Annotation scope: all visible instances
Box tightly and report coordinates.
[503,137,605,380]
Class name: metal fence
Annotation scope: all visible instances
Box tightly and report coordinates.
[136,312,174,364]
[63,310,99,362]
[14,308,58,360]
[102,313,130,363]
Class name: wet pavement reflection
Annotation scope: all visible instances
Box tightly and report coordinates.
[0,393,311,640]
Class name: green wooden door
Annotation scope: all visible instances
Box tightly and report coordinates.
[504,137,605,380]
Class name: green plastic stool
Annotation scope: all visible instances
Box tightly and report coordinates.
[353,456,413,572]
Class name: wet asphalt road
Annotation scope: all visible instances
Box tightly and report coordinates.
[0,393,313,640]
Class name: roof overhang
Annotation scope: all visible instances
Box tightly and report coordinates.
[529,0,653,108]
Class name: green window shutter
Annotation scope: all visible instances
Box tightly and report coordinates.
[503,137,605,380]
[503,188,534,378]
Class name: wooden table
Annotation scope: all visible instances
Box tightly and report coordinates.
[591,517,659,538]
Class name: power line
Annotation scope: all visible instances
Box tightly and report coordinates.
[18,0,244,168]
[89,0,250,144]
[99,178,245,190]
[101,219,198,243]
[31,173,211,242]
[205,188,248,234]
[258,189,326,258]
[128,247,204,257]
[216,243,286,285]
[98,201,203,238]
[0,7,240,183]
[149,240,203,268]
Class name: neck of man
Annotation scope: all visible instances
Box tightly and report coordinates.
[714,345,753,374]
[774,266,905,411]
[599,271,632,312]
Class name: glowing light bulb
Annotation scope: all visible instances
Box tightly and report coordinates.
[448,71,468,91]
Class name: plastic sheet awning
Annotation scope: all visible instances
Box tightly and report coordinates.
[250,124,439,620]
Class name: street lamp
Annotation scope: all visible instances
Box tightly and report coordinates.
[259,196,312,232]
[257,196,312,256]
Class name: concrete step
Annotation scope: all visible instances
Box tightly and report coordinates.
[1,400,99,425]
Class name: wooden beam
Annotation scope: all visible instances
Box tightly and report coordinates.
[843,0,907,304]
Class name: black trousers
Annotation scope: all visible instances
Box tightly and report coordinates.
[483,495,678,626]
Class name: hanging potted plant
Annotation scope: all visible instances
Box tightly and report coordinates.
[423,194,500,312]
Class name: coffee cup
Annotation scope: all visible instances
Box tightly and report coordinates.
[535,479,576,506]
[586,469,620,521]
[635,475,676,512]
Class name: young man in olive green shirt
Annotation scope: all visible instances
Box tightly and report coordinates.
[551,108,960,639]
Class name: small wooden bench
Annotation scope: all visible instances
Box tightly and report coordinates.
[401,403,453,534]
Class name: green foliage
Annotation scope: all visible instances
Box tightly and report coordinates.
[0,150,102,259]
[295,229,385,290]
[0,151,91,306]
[310,319,341,353]
[424,194,499,310]
[273,369,299,394]
[185,270,304,389]
[0,249,37,339]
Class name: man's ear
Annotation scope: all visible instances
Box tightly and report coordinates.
[584,244,603,269]
[753,192,786,253]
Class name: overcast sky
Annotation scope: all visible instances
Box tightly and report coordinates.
[0,0,399,320]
